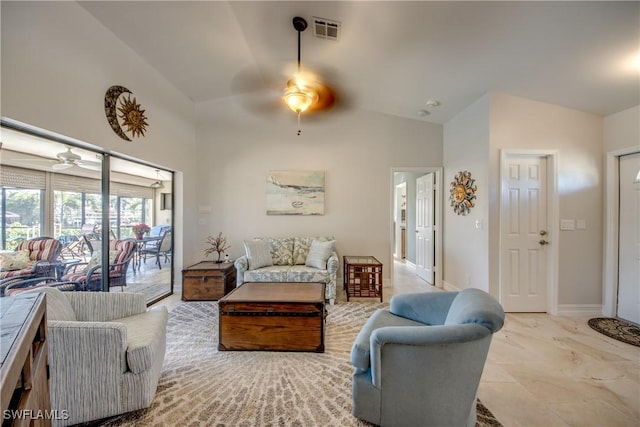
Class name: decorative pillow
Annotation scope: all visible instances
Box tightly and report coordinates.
[268,237,294,266]
[0,251,32,271]
[84,250,121,271]
[243,240,273,270]
[293,236,334,265]
[305,239,335,270]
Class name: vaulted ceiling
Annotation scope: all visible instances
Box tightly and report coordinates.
[78,1,639,125]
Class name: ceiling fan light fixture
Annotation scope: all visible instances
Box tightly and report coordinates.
[284,85,317,114]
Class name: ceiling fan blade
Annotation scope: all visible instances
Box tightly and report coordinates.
[51,162,73,171]
[77,160,102,171]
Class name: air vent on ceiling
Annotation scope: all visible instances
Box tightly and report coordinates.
[313,17,340,41]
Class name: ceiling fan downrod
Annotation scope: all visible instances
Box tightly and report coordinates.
[290,16,310,136]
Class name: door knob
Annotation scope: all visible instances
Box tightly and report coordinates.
[539,230,547,236]
[539,239,549,245]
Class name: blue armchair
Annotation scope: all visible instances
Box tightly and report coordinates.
[350,288,505,427]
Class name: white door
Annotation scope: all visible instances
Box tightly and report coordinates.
[617,152,640,324]
[501,155,548,312]
[416,173,434,284]
[395,183,406,259]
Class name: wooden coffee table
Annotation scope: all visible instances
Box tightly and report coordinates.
[218,282,325,352]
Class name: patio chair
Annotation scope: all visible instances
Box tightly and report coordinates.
[140,229,172,269]
[0,237,62,283]
[142,225,171,251]
[57,234,84,259]
[61,239,137,291]
[1,276,78,297]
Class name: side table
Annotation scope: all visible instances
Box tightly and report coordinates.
[182,261,236,301]
[343,256,383,302]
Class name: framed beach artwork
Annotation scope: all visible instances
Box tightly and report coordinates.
[266,170,325,215]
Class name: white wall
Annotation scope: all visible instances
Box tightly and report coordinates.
[443,92,605,309]
[194,98,443,278]
[443,94,490,292]
[1,2,198,269]
[489,93,603,306]
[604,105,640,152]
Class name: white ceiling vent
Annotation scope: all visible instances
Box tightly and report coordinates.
[313,17,340,41]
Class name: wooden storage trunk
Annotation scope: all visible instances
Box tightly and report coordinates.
[182,261,236,301]
[218,282,325,352]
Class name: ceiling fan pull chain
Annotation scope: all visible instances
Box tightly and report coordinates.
[297,112,302,135]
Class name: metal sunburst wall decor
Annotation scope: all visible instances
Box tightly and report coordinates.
[449,170,477,215]
[104,85,149,141]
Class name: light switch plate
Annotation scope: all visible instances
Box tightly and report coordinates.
[560,219,575,230]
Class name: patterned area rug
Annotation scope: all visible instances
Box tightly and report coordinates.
[588,317,640,347]
[101,302,502,426]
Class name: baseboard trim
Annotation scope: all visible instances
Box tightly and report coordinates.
[442,280,460,291]
[556,304,603,317]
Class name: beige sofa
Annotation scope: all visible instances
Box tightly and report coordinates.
[234,236,338,304]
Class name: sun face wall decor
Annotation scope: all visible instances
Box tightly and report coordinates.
[449,170,477,215]
[104,85,149,141]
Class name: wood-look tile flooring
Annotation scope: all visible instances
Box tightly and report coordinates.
[153,261,640,427]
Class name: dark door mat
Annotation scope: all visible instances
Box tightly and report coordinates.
[588,317,640,347]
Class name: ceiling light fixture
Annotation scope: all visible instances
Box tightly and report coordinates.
[425,99,440,108]
[150,169,164,189]
[283,17,318,135]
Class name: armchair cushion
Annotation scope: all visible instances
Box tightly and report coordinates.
[17,237,62,262]
[110,308,167,374]
[67,291,146,322]
[305,239,335,269]
[84,249,120,272]
[42,286,77,321]
[390,291,458,325]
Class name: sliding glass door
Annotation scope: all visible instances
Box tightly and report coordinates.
[0,123,174,303]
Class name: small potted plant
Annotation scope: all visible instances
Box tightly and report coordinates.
[131,223,151,240]
[204,232,231,263]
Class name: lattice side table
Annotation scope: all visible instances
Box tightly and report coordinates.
[343,256,383,302]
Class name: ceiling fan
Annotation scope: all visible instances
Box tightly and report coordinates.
[49,147,102,171]
[231,16,343,134]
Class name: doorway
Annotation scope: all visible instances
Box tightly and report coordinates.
[604,148,640,320]
[615,152,639,324]
[390,168,442,288]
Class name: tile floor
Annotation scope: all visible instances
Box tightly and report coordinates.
[153,261,640,427]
